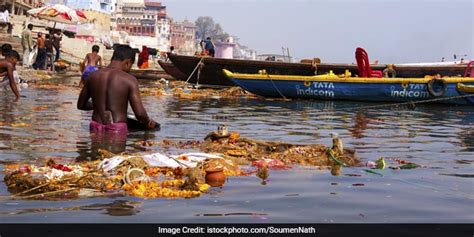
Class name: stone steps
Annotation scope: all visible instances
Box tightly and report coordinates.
[0,33,23,54]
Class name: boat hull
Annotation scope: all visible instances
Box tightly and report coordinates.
[168,54,316,86]
[224,70,474,105]
[157,61,187,81]
[456,83,474,104]
[130,69,172,80]
[169,54,468,86]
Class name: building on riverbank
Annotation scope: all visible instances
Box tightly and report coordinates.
[170,19,195,55]
[46,0,111,14]
[2,0,42,16]
[111,0,169,51]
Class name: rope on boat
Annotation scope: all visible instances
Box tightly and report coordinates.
[171,94,474,119]
[194,60,204,88]
[184,57,205,85]
[266,73,287,99]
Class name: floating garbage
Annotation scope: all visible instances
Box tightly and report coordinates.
[2,127,360,200]
[366,157,386,169]
[375,157,386,169]
[256,166,269,185]
[252,159,289,170]
[398,163,421,170]
[3,150,240,200]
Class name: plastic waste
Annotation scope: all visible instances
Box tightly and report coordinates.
[99,152,225,172]
[363,169,384,177]
[366,161,376,168]
[142,153,179,168]
[50,164,72,172]
[366,157,386,169]
[44,168,68,180]
[399,163,420,169]
[98,156,127,172]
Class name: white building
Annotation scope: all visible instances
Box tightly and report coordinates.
[111,0,170,51]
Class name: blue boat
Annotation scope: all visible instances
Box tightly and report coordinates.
[223,69,474,105]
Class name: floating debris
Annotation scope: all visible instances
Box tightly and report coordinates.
[398,163,421,170]
[2,128,360,200]
[439,173,474,178]
[363,169,384,177]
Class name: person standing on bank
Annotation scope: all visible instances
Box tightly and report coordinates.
[33,32,46,70]
[21,24,33,67]
[45,34,55,71]
[52,30,62,61]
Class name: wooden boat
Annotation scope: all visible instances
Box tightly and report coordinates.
[168,54,468,86]
[130,68,174,80]
[157,61,187,81]
[223,69,474,105]
[168,54,316,86]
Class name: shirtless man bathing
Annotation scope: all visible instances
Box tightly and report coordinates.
[79,45,102,87]
[77,45,158,134]
[0,50,20,101]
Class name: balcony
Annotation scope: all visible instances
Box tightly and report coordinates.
[157,12,166,19]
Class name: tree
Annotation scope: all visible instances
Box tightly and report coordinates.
[195,16,229,42]
[195,16,216,40]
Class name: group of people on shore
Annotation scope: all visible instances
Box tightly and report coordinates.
[21,23,62,70]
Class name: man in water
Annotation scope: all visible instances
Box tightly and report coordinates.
[77,45,158,135]
[0,50,20,100]
[80,45,102,87]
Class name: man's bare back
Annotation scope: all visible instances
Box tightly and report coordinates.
[77,45,157,130]
[85,52,102,67]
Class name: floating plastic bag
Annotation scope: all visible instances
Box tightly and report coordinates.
[98,156,127,172]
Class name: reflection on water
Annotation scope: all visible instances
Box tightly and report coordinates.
[79,200,141,216]
[1,200,141,217]
[0,83,473,223]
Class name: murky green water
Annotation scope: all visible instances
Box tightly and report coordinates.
[0,79,473,223]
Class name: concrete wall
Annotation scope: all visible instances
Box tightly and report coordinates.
[128,35,158,49]
[77,10,111,37]
[62,36,112,59]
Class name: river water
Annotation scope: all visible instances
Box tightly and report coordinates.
[0,79,473,223]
